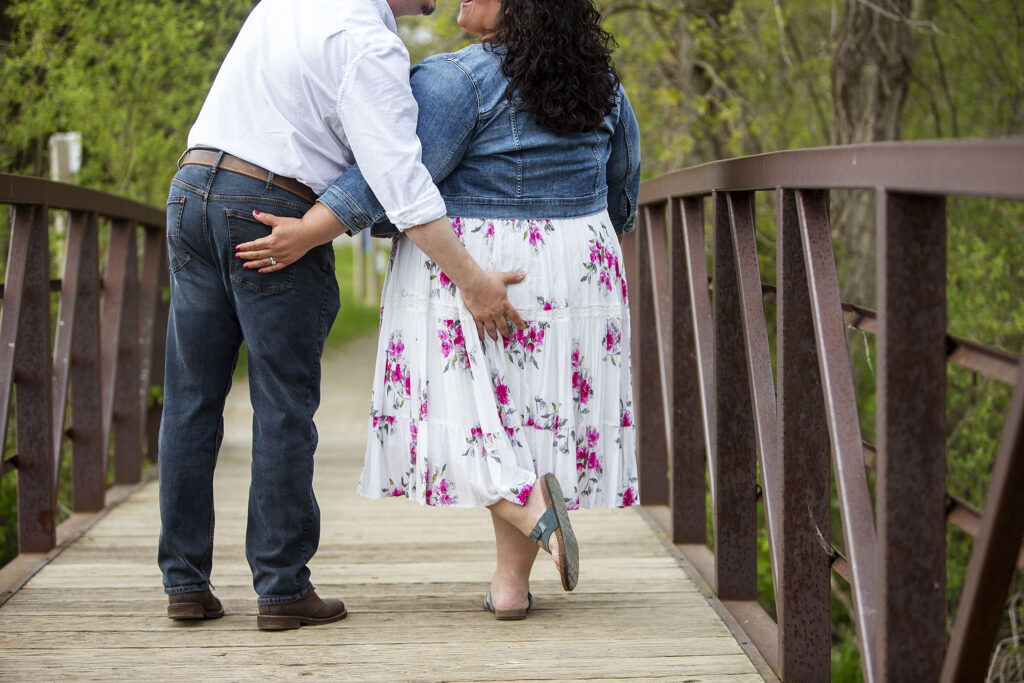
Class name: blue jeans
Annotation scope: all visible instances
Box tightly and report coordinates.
[158,158,340,605]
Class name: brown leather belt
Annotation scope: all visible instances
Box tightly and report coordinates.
[179,149,317,204]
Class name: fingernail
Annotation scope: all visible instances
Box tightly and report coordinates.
[242,263,248,269]
[254,209,261,216]
[235,254,240,258]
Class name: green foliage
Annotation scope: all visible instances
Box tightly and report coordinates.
[0,0,256,205]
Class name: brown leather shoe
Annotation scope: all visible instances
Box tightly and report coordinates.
[257,591,347,631]
[167,586,224,620]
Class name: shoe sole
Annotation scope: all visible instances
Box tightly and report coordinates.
[167,604,224,620]
[257,605,348,631]
[539,473,579,592]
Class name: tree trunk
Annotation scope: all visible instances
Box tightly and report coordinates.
[830,0,917,307]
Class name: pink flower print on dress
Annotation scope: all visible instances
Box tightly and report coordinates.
[486,222,495,237]
[387,337,405,361]
[598,269,613,292]
[605,324,620,352]
[495,381,510,405]
[425,259,458,297]
[451,217,464,238]
[576,444,589,472]
[621,410,633,427]
[516,484,533,505]
[622,487,637,507]
[391,487,404,497]
[439,319,473,371]
[528,223,544,247]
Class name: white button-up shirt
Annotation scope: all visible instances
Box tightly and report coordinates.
[187,0,446,230]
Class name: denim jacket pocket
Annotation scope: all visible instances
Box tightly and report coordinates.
[226,209,297,294]
[166,195,192,274]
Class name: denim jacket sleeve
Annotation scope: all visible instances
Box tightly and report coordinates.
[317,56,478,237]
[606,85,642,235]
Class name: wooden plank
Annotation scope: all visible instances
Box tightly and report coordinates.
[0,338,764,681]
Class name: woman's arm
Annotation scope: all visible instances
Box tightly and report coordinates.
[606,85,642,235]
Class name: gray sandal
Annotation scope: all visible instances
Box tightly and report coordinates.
[531,473,579,591]
[483,591,534,620]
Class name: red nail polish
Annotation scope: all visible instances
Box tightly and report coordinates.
[254,209,261,215]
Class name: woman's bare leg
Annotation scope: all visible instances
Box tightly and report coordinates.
[486,483,563,606]
[487,512,539,612]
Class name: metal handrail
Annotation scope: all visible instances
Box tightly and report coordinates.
[0,173,167,570]
[624,141,1024,682]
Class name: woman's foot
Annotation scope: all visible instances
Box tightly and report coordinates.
[488,473,579,591]
[488,512,538,615]
[531,473,578,591]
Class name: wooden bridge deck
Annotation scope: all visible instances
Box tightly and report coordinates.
[0,337,765,681]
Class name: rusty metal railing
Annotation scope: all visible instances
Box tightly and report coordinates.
[0,173,166,563]
[623,141,1024,682]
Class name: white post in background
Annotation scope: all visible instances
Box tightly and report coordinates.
[48,132,82,235]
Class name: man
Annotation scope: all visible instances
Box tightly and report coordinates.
[159,0,524,631]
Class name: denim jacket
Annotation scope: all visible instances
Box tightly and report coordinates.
[318,43,642,237]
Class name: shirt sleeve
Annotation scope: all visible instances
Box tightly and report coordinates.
[322,40,447,231]
[318,56,478,236]
[606,85,642,235]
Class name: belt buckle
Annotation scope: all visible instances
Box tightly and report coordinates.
[176,149,190,169]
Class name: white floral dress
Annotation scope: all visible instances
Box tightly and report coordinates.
[357,210,638,510]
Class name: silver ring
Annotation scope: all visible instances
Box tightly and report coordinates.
[269,256,277,266]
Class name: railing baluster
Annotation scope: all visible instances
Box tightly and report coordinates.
[147,250,169,463]
[101,219,141,485]
[6,205,56,552]
[726,191,782,574]
[876,191,947,680]
[636,204,670,505]
[137,228,165,460]
[681,197,716,488]
[68,212,104,512]
[712,191,757,600]
[670,197,707,543]
[795,188,878,680]
[941,360,1024,682]
[776,189,832,680]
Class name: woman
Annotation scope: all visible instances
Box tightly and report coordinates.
[241,0,640,619]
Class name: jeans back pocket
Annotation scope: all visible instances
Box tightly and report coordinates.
[166,195,192,274]
[226,209,297,294]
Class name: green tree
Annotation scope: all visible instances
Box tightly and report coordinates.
[0,0,255,205]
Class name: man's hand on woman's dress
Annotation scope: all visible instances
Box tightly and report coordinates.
[402,217,526,341]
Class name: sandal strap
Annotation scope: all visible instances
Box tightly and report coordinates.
[529,506,559,552]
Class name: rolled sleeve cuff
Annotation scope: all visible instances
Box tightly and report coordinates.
[318,185,381,236]
[384,192,448,231]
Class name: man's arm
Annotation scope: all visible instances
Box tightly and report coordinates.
[238,204,525,340]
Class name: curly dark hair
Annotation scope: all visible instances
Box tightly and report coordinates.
[485,0,619,135]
